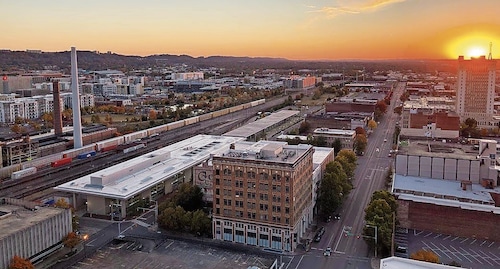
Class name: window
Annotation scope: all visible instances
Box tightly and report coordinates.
[247,192,256,199]
[215,188,220,195]
[215,178,220,185]
[215,169,220,175]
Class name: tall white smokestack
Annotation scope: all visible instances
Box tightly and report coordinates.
[71,47,83,149]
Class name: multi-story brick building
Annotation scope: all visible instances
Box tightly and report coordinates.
[212,141,314,251]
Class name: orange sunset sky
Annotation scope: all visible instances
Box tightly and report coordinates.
[2,0,500,60]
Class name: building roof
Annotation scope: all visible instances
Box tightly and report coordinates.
[393,175,500,214]
[214,140,312,165]
[54,135,243,199]
[313,128,356,136]
[397,140,477,160]
[0,202,67,240]
[223,110,300,138]
[380,257,456,269]
[393,175,496,204]
[312,147,334,170]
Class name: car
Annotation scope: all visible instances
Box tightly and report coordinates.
[334,214,341,220]
[325,215,332,222]
[388,153,392,157]
[396,246,407,253]
[384,139,387,142]
[324,247,332,256]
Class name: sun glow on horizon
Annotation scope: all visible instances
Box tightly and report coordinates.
[446,32,499,59]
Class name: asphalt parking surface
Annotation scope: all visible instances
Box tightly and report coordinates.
[405,229,500,269]
[72,238,275,269]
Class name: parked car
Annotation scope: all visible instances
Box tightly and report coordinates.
[324,247,332,256]
[334,214,341,220]
[314,227,326,242]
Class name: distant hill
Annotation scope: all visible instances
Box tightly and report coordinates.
[0,50,458,74]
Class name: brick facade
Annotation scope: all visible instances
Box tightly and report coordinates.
[398,200,500,241]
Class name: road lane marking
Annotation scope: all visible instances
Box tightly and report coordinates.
[284,256,295,269]
[293,255,304,269]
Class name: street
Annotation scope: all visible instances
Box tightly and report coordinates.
[287,82,405,269]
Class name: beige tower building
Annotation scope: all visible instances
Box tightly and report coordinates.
[456,55,497,128]
[212,141,314,251]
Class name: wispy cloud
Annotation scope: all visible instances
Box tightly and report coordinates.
[308,0,406,18]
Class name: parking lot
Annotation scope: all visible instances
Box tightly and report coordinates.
[403,229,500,268]
[72,238,275,269]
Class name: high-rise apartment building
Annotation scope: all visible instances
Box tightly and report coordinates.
[212,141,314,251]
[456,56,497,127]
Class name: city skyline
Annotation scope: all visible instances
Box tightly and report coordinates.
[3,0,500,60]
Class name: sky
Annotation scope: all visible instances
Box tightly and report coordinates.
[2,0,500,60]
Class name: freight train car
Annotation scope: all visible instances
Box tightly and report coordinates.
[76,151,97,159]
[212,108,230,118]
[51,157,73,168]
[124,130,148,144]
[123,143,146,154]
[11,167,37,180]
[198,112,213,121]
[147,124,169,137]
[95,136,125,152]
[62,145,97,159]
[183,116,200,126]
[166,120,184,131]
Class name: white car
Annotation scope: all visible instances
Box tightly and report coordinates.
[383,139,387,142]
[324,247,332,256]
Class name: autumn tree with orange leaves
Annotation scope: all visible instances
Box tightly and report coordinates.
[9,255,34,269]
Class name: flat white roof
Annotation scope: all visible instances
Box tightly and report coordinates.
[313,128,356,136]
[54,135,243,199]
[223,110,299,138]
[312,147,334,169]
[380,257,456,269]
[393,175,496,204]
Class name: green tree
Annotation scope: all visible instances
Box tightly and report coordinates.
[337,149,357,164]
[299,121,310,134]
[332,138,342,155]
[190,209,211,235]
[335,155,356,179]
[363,190,397,256]
[461,118,480,138]
[174,183,204,212]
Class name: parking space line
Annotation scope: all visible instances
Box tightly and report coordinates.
[451,236,460,242]
[284,256,295,269]
[424,232,433,238]
[164,241,174,249]
[442,235,451,240]
[433,234,442,239]
[428,242,452,260]
[473,249,494,266]
[421,241,438,252]
[480,240,487,246]
[488,241,495,248]
[460,246,483,265]
[460,238,469,244]
[450,245,471,263]
[414,230,423,236]
[469,239,476,245]
[488,251,500,261]
[479,250,500,266]
[293,255,304,269]
[440,244,462,261]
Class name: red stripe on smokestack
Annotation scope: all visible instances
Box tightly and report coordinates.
[52,81,63,136]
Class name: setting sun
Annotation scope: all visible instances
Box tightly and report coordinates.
[445,31,500,59]
[467,47,487,58]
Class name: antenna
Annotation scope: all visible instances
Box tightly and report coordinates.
[488,42,493,60]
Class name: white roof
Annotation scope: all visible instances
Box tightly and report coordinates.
[223,110,299,138]
[312,147,334,170]
[313,128,356,136]
[54,135,243,199]
[380,257,456,269]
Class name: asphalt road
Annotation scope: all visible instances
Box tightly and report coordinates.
[288,82,406,269]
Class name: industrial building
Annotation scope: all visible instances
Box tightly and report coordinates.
[393,139,500,241]
[55,135,244,219]
[223,110,301,141]
[380,257,456,269]
[0,198,72,269]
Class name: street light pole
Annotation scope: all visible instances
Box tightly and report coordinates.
[366,224,378,258]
